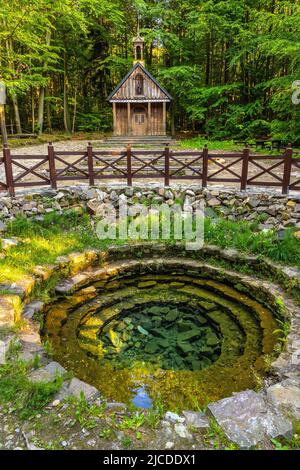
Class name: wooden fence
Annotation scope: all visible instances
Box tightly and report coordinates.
[0,142,299,196]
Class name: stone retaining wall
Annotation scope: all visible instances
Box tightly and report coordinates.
[1,184,300,233]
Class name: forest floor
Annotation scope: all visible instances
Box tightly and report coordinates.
[0,132,107,149]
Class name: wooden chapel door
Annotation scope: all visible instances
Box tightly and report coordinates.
[132,106,148,136]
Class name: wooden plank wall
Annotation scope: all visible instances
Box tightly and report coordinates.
[115,104,128,136]
[150,103,164,135]
[113,68,169,101]
[115,103,165,136]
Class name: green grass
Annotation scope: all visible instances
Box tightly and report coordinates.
[0,210,122,283]
[0,359,63,420]
[204,418,240,450]
[179,137,291,156]
[271,436,300,450]
[71,393,107,429]
[1,209,299,287]
[204,218,300,267]
[118,412,145,431]
[180,137,242,151]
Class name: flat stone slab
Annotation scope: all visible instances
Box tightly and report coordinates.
[106,402,127,410]
[0,338,11,364]
[0,295,21,327]
[67,378,99,401]
[182,410,210,429]
[55,273,90,294]
[54,378,100,402]
[29,361,67,383]
[267,380,300,420]
[22,301,44,320]
[208,390,293,448]
[18,332,46,363]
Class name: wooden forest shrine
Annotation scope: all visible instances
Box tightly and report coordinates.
[108,33,172,137]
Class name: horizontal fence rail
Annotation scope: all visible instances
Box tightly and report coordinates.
[0,142,299,196]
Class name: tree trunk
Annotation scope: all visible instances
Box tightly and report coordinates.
[31,87,35,133]
[37,87,45,134]
[72,86,77,133]
[11,93,22,134]
[171,104,175,136]
[0,105,8,145]
[46,86,52,132]
[37,30,51,134]
[63,52,71,133]
[5,38,22,134]
[205,32,211,86]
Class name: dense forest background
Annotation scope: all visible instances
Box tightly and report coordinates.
[0,0,300,142]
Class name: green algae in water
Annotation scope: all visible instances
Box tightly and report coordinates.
[42,266,282,411]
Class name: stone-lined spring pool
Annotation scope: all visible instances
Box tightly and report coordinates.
[42,260,281,410]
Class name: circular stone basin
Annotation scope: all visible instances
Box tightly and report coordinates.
[42,259,282,410]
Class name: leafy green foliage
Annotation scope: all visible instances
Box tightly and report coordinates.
[77,110,112,133]
[1,1,300,140]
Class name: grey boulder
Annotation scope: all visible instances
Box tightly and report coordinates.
[208,390,293,448]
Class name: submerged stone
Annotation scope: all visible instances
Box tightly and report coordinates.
[165,309,180,321]
[176,340,194,355]
[177,330,201,341]
[198,301,216,311]
[137,326,149,336]
[206,332,220,346]
[107,329,123,349]
[177,320,195,332]
[144,340,160,354]
[138,281,157,289]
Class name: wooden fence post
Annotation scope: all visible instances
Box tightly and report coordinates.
[241,146,250,191]
[87,142,95,186]
[164,145,170,186]
[3,143,14,196]
[282,144,293,195]
[48,142,57,189]
[127,144,132,186]
[202,145,208,188]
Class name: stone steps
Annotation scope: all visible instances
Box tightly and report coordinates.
[104,135,176,147]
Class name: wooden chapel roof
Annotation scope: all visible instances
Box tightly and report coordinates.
[107,62,172,103]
